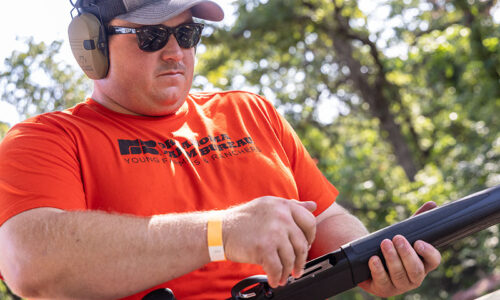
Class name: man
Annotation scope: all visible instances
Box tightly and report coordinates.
[0,1,441,299]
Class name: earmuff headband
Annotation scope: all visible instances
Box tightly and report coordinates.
[73,0,159,23]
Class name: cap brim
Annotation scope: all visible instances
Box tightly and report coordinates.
[116,0,224,25]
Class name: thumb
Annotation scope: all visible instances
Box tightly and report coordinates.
[412,201,437,217]
[296,200,317,213]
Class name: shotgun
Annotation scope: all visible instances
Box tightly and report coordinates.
[228,185,500,300]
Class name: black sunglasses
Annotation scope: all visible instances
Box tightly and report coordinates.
[107,23,204,52]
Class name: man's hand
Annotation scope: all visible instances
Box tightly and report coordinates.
[222,196,317,288]
[358,202,442,297]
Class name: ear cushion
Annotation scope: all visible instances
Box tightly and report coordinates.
[68,13,109,79]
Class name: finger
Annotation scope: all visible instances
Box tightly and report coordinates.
[288,227,309,278]
[277,242,295,286]
[368,255,392,288]
[290,201,317,245]
[262,251,283,288]
[381,239,410,289]
[414,240,441,273]
[393,235,425,284]
[293,200,317,213]
[412,202,437,216]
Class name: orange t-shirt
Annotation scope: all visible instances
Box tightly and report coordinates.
[0,91,338,299]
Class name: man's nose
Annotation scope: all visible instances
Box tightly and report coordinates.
[160,35,184,62]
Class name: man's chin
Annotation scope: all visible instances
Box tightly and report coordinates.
[144,98,186,117]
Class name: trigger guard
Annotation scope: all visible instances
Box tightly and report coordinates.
[231,275,270,299]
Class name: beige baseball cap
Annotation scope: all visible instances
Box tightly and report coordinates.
[116,0,224,24]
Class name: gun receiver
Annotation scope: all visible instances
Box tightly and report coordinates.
[229,185,500,300]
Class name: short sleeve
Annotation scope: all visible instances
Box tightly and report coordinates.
[0,117,87,226]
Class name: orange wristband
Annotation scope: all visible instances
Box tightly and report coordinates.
[207,217,226,261]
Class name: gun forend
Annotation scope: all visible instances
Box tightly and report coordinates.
[344,184,500,285]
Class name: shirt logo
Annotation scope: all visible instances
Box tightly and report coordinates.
[117,133,261,166]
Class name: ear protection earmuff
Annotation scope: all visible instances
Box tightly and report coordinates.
[68,4,110,79]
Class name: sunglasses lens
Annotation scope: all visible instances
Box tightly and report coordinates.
[175,24,203,49]
[137,26,170,52]
[109,23,204,52]
[134,24,203,52]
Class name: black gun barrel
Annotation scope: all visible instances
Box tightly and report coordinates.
[230,185,500,300]
[344,184,500,285]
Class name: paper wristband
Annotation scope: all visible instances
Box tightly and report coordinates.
[207,217,226,261]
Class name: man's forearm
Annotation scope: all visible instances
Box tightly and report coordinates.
[0,208,212,299]
[309,204,369,259]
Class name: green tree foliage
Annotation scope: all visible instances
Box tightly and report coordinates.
[196,0,500,298]
[0,121,9,140]
[0,37,91,119]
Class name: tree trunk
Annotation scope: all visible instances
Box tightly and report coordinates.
[328,11,420,181]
